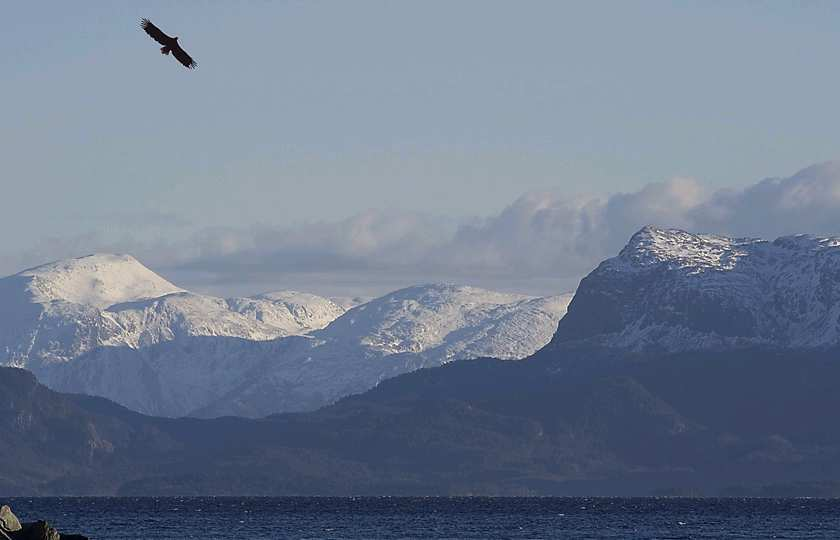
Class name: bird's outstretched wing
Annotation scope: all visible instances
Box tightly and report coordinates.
[140,18,171,45]
[171,43,197,69]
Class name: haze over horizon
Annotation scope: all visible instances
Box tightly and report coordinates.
[6,1,840,296]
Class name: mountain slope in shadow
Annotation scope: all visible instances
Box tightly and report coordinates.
[5,344,840,496]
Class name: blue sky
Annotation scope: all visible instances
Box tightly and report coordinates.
[4,1,840,295]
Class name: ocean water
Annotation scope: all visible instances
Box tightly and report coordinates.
[5,497,840,539]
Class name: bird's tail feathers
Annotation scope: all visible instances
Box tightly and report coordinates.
[160,46,171,55]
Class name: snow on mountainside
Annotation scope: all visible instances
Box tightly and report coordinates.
[41,284,571,418]
[552,226,840,352]
[19,254,185,308]
[322,285,568,360]
[0,254,346,372]
[0,254,570,418]
[189,285,572,418]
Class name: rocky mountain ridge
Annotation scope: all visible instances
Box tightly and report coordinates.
[552,226,840,352]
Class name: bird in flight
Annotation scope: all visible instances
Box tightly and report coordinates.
[141,18,197,69]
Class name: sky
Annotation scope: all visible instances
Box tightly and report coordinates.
[4,1,840,297]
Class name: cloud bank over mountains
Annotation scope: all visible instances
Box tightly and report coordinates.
[9,162,840,296]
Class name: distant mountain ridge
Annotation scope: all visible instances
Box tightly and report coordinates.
[192,284,569,418]
[0,254,347,373]
[552,226,840,352]
[0,254,570,417]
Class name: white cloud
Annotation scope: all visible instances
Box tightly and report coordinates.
[8,162,840,296]
[692,162,840,238]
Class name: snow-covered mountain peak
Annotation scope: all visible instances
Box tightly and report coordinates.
[615,226,762,273]
[0,254,349,369]
[554,227,840,352]
[17,253,183,309]
[323,283,569,356]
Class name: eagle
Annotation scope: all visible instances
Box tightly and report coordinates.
[141,18,197,69]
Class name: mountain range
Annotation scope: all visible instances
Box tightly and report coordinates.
[5,226,840,496]
[0,254,570,417]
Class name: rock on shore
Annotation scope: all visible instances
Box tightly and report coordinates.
[0,505,87,540]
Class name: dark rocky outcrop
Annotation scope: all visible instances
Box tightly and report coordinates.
[0,505,87,540]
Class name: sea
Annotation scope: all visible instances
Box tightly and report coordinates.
[5,497,840,539]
